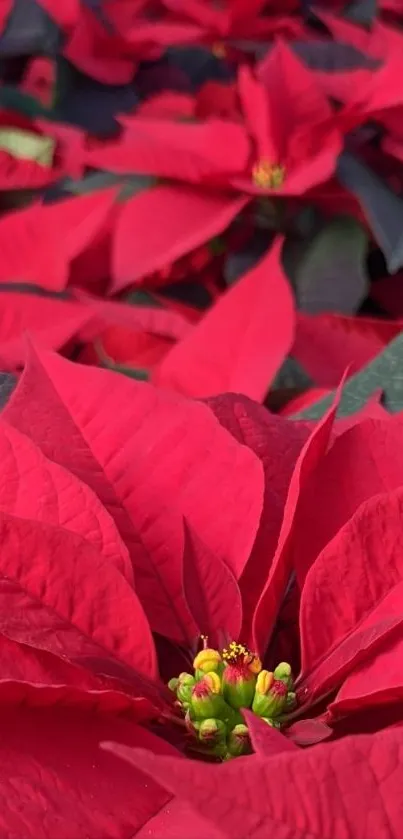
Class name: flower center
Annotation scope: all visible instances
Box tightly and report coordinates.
[168,638,296,761]
[252,159,285,189]
[222,641,261,674]
[212,42,227,58]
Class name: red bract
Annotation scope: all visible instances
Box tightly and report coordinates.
[0,188,116,291]
[161,0,302,42]
[153,237,295,401]
[105,726,403,839]
[293,312,403,387]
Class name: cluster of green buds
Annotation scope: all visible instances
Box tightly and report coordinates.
[168,638,295,760]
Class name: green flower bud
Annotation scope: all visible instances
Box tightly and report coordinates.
[168,677,179,693]
[177,674,196,704]
[227,724,251,757]
[252,672,288,718]
[193,647,222,675]
[184,708,199,735]
[273,662,293,690]
[285,691,297,712]
[221,643,261,710]
[191,672,226,719]
[198,718,227,745]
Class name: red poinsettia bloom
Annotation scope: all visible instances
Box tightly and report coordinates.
[84,41,343,286]
[85,40,342,198]
[160,0,304,43]
[2,341,403,836]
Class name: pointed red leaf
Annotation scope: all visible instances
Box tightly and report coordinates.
[87,117,249,182]
[0,707,180,839]
[36,0,78,29]
[0,292,96,369]
[4,346,263,639]
[182,521,242,648]
[286,719,333,747]
[63,6,137,84]
[242,708,298,757]
[0,633,157,720]
[293,312,402,387]
[105,726,403,839]
[293,418,403,587]
[329,634,403,720]
[206,393,310,640]
[0,510,157,683]
[154,237,295,401]
[0,189,116,291]
[0,418,133,581]
[251,378,344,655]
[113,185,247,291]
[299,487,403,705]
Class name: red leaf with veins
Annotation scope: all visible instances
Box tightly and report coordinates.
[242,709,298,757]
[154,238,295,401]
[4,346,263,642]
[0,419,133,582]
[206,393,310,641]
[251,377,344,656]
[105,727,403,839]
[293,418,403,587]
[299,487,403,706]
[329,633,403,721]
[182,521,242,648]
[0,510,157,683]
[112,185,247,291]
[0,292,96,370]
[0,634,156,720]
[0,707,182,839]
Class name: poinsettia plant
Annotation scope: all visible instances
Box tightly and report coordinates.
[0,341,401,837]
[1,0,403,836]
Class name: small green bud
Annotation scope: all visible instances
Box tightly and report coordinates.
[177,674,196,704]
[199,718,227,745]
[252,676,288,718]
[193,648,222,674]
[227,724,251,757]
[191,672,226,719]
[168,677,179,693]
[221,643,261,710]
[285,691,297,711]
[273,662,293,689]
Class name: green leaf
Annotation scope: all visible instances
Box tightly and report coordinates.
[0,128,55,165]
[100,361,150,381]
[272,356,313,391]
[125,290,162,308]
[63,172,156,201]
[283,215,369,314]
[0,373,17,410]
[337,151,403,273]
[293,330,403,419]
[0,87,53,119]
[343,0,377,27]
